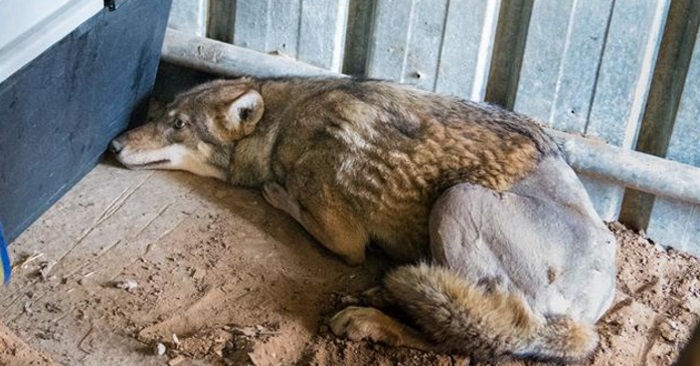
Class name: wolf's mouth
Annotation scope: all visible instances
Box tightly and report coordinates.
[124,159,171,169]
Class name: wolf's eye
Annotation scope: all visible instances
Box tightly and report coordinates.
[173,119,185,130]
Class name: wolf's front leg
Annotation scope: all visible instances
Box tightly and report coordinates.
[262,182,368,265]
[262,182,302,221]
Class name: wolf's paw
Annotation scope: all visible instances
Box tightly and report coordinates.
[330,306,399,343]
[329,306,429,350]
[262,182,300,219]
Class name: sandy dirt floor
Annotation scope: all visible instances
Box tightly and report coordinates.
[1,161,698,366]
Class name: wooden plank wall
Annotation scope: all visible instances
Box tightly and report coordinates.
[167,0,700,254]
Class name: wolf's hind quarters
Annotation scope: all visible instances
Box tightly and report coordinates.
[329,306,430,351]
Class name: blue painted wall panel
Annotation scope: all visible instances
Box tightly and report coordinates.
[0,0,172,241]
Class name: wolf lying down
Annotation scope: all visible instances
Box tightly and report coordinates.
[111,77,616,363]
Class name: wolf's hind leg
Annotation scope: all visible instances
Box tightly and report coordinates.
[262,182,368,265]
[329,306,430,351]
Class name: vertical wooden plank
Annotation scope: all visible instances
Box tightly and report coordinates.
[168,0,209,37]
[647,25,700,254]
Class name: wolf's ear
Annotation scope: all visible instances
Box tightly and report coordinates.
[225,90,264,137]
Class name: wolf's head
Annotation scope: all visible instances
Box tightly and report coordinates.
[110,78,264,180]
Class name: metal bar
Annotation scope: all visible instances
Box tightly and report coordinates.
[549,130,700,205]
[162,29,338,78]
[161,29,700,206]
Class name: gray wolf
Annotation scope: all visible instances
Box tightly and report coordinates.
[110,77,616,363]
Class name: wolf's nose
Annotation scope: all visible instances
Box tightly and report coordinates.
[110,139,124,154]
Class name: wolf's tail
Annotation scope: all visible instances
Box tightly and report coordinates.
[384,263,598,363]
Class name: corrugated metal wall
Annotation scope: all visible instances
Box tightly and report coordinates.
[516,0,670,220]
[166,0,700,254]
[645,5,700,254]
